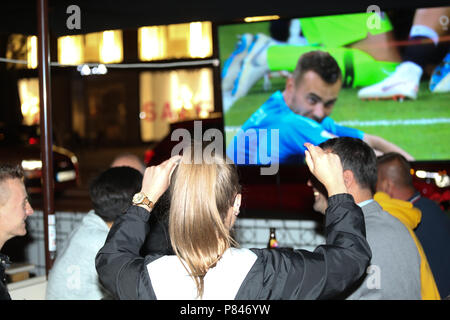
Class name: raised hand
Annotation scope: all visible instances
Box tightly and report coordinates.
[141,155,181,206]
[304,143,347,197]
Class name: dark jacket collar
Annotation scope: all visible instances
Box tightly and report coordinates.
[0,253,11,300]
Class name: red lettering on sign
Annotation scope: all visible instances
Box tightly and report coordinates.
[194,103,202,116]
[161,102,173,121]
[178,108,188,120]
[141,101,156,122]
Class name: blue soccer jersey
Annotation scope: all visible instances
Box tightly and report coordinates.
[226,91,364,164]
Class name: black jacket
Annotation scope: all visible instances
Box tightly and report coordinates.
[96,193,371,300]
[140,190,173,256]
[0,253,11,300]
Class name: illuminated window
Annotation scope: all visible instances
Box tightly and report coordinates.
[6,34,38,69]
[26,36,38,69]
[139,68,214,141]
[139,21,212,61]
[18,78,40,125]
[99,31,123,63]
[58,35,84,65]
[84,32,101,62]
[138,26,167,60]
[189,22,212,58]
[57,30,123,65]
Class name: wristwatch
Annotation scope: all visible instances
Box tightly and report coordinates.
[132,192,154,210]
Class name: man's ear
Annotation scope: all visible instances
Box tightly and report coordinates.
[384,179,395,197]
[286,76,294,88]
[343,170,354,189]
[376,176,388,194]
[284,77,295,97]
[233,193,242,216]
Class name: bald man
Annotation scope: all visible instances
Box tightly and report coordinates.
[377,153,450,298]
[110,153,146,174]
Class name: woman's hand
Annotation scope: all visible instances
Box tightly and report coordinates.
[304,143,347,197]
[141,155,181,206]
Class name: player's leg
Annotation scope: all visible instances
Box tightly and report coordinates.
[411,7,450,93]
[348,31,402,63]
[267,45,399,88]
[228,33,274,100]
[230,12,399,101]
[404,7,449,69]
[221,33,255,92]
[358,6,450,100]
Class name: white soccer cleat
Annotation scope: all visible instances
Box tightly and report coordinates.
[231,33,272,100]
[221,33,254,93]
[357,61,423,101]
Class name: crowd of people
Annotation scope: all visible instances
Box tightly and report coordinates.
[0,138,449,300]
[0,7,449,300]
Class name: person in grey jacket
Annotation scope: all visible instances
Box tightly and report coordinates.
[96,142,371,300]
[46,166,142,300]
[309,137,422,299]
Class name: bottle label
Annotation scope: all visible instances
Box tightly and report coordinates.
[269,239,279,248]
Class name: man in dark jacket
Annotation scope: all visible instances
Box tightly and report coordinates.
[0,164,34,300]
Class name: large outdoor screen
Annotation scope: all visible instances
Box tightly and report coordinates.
[219,7,450,166]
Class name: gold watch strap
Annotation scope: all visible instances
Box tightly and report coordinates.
[142,196,154,209]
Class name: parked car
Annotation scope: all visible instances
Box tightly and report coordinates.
[0,124,79,195]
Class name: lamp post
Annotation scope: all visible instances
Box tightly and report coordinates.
[37,0,56,276]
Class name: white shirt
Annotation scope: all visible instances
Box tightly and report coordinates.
[147,247,257,300]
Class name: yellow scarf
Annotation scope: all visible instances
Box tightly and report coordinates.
[374,192,440,300]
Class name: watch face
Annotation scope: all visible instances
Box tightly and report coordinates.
[133,192,144,203]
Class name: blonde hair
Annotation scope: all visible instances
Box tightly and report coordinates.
[169,143,241,298]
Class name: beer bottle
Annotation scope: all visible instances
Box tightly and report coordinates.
[267,228,279,249]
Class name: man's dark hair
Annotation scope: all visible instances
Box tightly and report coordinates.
[293,50,342,85]
[89,167,142,223]
[377,152,413,188]
[0,164,24,183]
[319,137,377,195]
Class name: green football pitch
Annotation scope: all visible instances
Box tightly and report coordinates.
[219,23,450,161]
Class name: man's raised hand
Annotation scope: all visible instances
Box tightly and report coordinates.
[304,143,347,197]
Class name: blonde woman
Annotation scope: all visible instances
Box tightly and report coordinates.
[96,142,371,300]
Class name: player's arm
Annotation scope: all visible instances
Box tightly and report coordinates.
[363,133,415,161]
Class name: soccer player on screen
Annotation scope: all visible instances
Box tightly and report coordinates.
[226,51,414,164]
